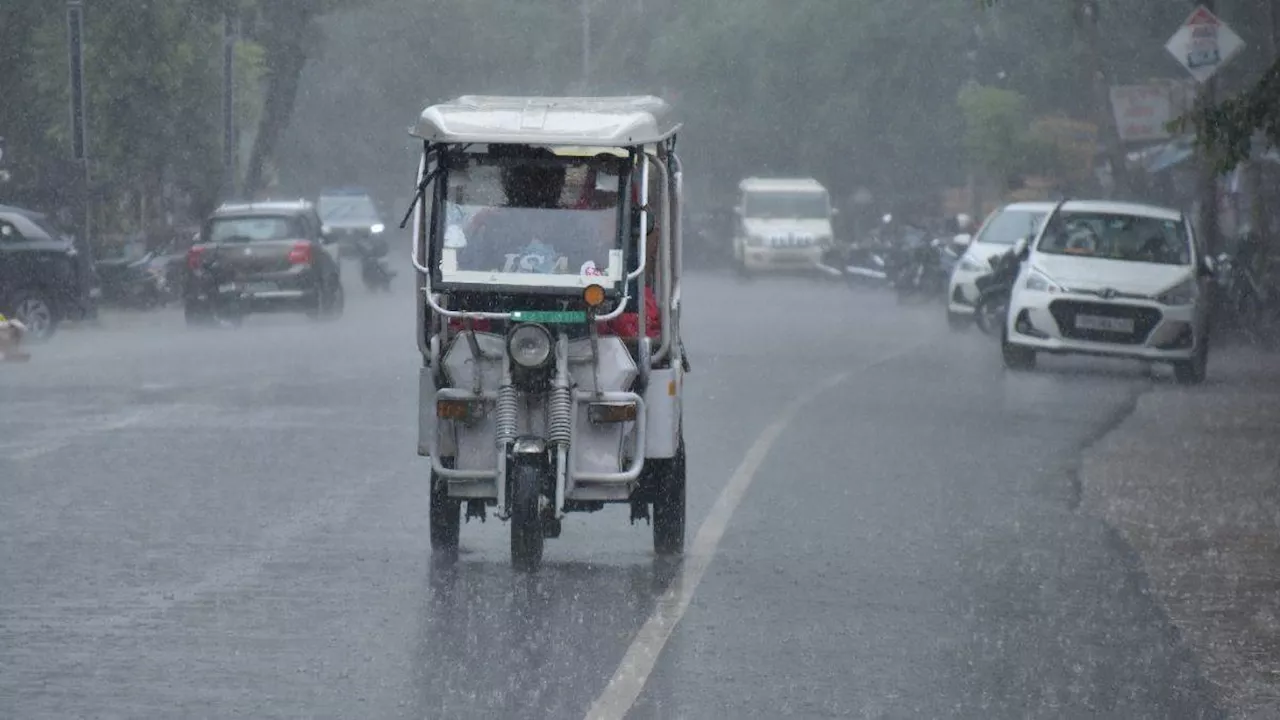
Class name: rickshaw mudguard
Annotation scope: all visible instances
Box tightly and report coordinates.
[643,367,681,459]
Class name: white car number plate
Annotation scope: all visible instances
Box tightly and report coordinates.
[1075,314,1134,333]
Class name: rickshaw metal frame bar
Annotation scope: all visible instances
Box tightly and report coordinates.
[568,390,647,484]
[553,334,570,518]
[410,143,651,323]
[645,150,673,363]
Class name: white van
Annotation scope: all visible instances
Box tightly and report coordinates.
[733,177,835,272]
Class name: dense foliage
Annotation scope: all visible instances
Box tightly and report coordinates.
[0,0,1275,237]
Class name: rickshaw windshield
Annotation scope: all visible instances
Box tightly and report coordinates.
[434,150,628,290]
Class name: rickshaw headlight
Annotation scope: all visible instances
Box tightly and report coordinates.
[508,323,553,368]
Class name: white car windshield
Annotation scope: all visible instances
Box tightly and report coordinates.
[437,154,624,288]
[976,208,1046,245]
[743,191,829,219]
[1037,211,1191,266]
[319,194,380,224]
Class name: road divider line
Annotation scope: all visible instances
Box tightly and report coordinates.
[585,346,919,720]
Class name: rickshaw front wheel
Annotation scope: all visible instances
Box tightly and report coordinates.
[429,464,461,553]
[652,439,687,556]
[510,463,546,572]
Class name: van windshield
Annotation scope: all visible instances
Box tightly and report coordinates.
[744,192,829,220]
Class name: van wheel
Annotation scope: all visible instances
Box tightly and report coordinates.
[652,439,687,556]
[509,463,545,572]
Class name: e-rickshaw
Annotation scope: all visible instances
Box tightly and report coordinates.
[405,96,687,570]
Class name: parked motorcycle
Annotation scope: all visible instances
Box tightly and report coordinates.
[972,240,1026,336]
[816,237,890,283]
[356,235,394,292]
[894,234,956,303]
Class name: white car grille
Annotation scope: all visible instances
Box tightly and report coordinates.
[770,235,813,248]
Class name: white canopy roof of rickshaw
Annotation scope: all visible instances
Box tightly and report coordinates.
[411,95,680,147]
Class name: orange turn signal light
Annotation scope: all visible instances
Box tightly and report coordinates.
[583,283,606,309]
[587,401,637,424]
[437,399,478,421]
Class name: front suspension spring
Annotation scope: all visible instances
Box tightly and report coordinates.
[495,384,518,447]
[547,384,572,446]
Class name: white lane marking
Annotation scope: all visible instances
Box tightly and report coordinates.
[585,347,917,720]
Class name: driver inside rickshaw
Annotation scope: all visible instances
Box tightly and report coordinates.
[447,147,660,339]
[460,147,614,275]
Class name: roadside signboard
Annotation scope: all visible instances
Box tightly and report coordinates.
[1109,82,1197,143]
[1165,5,1245,84]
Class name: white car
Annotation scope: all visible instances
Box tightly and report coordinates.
[947,201,1054,329]
[1002,200,1213,384]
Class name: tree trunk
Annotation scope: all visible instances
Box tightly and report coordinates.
[1081,0,1130,200]
[242,4,316,199]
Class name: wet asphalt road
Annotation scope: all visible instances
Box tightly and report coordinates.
[0,263,1225,719]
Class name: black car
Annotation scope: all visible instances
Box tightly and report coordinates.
[317,189,388,260]
[183,201,345,326]
[0,204,98,340]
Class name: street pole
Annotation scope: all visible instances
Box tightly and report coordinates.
[222,11,236,201]
[1195,0,1220,256]
[66,0,92,259]
[580,0,592,93]
[1081,0,1130,200]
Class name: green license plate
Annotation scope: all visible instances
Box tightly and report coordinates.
[511,310,588,324]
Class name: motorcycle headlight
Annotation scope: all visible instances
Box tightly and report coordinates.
[371,223,385,234]
[1157,277,1198,306]
[508,323,553,369]
[1024,269,1061,293]
[959,256,984,272]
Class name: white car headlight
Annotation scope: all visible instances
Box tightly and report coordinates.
[1157,277,1198,306]
[1024,269,1061,293]
[959,256,985,273]
[508,323,553,368]
[371,223,385,234]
